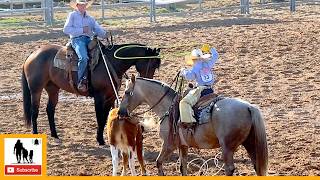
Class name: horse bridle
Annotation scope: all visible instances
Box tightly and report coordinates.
[128,72,181,117]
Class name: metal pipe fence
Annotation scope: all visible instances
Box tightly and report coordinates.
[0,0,319,25]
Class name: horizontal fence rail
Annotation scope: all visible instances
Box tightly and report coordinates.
[0,0,320,25]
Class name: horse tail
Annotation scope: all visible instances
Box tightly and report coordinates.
[247,105,268,175]
[140,117,157,132]
[22,66,32,127]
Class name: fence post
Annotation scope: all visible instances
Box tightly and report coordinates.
[44,0,53,26]
[290,0,296,12]
[240,0,249,14]
[153,0,156,22]
[198,0,202,10]
[150,0,156,22]
[150,0,153,22]
[101,0,105,20]
[246,0,250,14]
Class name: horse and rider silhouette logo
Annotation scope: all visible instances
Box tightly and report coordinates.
[13,139,39,164]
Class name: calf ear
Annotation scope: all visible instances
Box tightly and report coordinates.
[130,74,136,83]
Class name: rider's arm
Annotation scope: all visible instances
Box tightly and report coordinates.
[181,68,196,81]
[91,18,107,39]
[206,48,219,68]
[63,12,83,38]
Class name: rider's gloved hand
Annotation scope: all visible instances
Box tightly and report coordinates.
[201,44,210,54]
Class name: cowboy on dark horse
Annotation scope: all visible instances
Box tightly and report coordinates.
[63,0,107,93]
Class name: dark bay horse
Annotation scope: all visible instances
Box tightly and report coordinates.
[119,76,268,176]
[22,42,161,145]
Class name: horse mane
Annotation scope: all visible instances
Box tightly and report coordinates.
[136,77,176,97]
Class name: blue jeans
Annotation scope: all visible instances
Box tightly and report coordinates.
[71,36,91,83]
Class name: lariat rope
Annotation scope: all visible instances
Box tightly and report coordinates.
[98,41,121,106]
[114,45,161,60]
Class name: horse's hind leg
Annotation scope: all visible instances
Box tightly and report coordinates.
[30,91,41,134]
[45,82,59,139]
[221,145,236,176]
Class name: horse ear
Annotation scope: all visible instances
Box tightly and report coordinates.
[131,74,136,84]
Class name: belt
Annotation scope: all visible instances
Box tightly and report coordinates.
[199,85,212,89]
[72,35,90,39]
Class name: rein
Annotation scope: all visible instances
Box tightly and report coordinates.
[113,45,161,60]
[98,41,121,105]
[130,71,180,117]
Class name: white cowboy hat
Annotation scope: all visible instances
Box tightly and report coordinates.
[185,48,211,65]
[70,0,93,9]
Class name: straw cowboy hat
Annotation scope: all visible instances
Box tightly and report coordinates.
[185,48,211,65]
[70,0,93,9]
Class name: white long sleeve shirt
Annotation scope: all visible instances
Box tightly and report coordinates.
[63,11,106,39]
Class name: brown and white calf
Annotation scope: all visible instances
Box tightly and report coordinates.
[107,108,150,176]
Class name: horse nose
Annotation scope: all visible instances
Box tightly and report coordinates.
[118,107,129,117]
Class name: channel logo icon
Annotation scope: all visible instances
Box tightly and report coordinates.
[3,137,45,176]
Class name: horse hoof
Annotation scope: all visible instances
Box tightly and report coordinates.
[97,138,105,146]
[51,134,59,139]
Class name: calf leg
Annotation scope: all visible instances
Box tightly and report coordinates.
[121,152,129,176]
[136,126,147,175]
[128,147,136,176]
[110,145,119,176]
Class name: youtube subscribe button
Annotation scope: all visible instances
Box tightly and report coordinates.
[5,165,41,175]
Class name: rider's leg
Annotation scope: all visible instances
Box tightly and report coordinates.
[71,36,91,88]
[179,86,205,127]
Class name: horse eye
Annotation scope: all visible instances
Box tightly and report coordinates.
[129,91,133,96]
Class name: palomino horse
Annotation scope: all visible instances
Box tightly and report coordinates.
[119,75,268,176]
[22,42,161,145]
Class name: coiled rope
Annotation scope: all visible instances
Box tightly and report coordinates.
[113,45,161,60]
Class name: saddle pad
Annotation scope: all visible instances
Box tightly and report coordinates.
[53,47,78,71]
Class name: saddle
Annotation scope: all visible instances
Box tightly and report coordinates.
[53,38,100,72]
[53,38,100,93]
[182,86,225,125]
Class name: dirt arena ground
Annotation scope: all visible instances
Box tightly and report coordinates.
[0,4,320,176]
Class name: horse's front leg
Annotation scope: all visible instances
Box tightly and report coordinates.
[156,140,176,176]
[93,93,110,145]
[179,146,188,176]
[45,84,60,139]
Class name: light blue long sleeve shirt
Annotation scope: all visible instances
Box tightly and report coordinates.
[181,48,219,86]
[63,11,106,39]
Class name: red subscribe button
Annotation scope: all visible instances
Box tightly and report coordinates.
[5,165,42,175]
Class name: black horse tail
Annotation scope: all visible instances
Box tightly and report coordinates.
[247,105,268,175]
[22,65,32,127]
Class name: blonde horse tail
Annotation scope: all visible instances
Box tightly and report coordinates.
[247,105,268,175]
